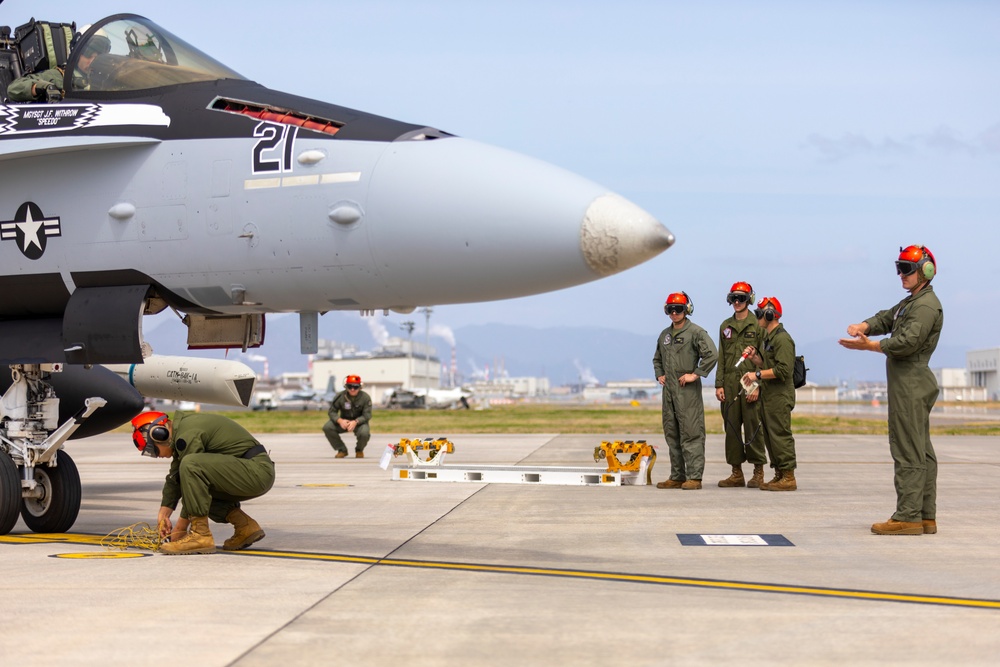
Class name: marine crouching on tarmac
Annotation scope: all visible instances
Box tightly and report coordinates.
[323,375,373,458]
[131,411,276,555]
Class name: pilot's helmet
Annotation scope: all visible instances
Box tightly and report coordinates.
[345,375,363,390]
[81,34,112,58]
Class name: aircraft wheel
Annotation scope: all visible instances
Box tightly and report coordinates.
[20,450,81,533]
[0,450,21,535]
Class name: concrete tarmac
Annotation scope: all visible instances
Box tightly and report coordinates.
[2,432,999,666]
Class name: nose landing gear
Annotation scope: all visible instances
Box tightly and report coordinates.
[0,364,105,536]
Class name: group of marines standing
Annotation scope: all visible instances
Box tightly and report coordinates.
[654,244,943,536]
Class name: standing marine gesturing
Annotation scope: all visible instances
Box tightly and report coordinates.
[839,245,943,535]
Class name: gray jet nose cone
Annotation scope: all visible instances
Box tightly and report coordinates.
[580,194,675,277]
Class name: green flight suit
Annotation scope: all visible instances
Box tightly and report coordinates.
[161,412,275,523]
[758,323,797,471]
[653,319,718,481]
[6,67,64,102]
[863,285,943,523]
[323,390,373,453]
[716,314,767,467]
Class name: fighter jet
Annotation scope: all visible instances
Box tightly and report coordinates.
[0,14,674,534]
[385,386,474,410]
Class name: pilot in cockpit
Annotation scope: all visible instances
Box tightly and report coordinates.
[6,32,111,103]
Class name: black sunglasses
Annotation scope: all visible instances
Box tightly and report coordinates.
[346,384,360,390]
[665,305,686,315]
[727,293,750,304]
[895,260,918,276]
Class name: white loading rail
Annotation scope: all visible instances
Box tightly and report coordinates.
[391,457,652,486]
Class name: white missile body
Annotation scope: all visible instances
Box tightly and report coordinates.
[104,355,257,408]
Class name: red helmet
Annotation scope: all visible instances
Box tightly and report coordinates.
[897,245,936,280]
[755,297,782,320]
[726,281,755,305]
[664,292,693,315]
[345,375,362,388]
[131,411,170,457]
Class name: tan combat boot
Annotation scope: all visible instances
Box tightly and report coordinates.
[224,508,266,551]
[922,519,937,535]
[746,465,765,489]
[871,518,923,535]
[334,451,348,459]
[160,516,216,555]
[718,466,745,488]
[766,469,796,491]
[758,469,782,491]
[681,479,702,490]
[655,479,684,489]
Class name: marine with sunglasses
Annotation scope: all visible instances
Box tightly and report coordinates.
[653,292,718,490]
[323,374,373,458]
[715,282,768,489]
[740,297,798,491]
[839,245,943,536]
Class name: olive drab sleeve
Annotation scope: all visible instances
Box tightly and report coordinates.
[770,329,794,384]
[875,290,943,360]
[355,392,373,426]
[864,307,897,338]
[161,457,182,510]
[653,331,667,378]
[6,68,64,102]
[715,323,728,389]
[694,327,718,378]
[328,392,344,420]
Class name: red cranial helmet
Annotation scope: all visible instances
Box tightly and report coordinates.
[345,375,363,388]
[896,245,936,280]
[755,297,782,321]
[664,292,693,316]
[726,281,755,305]
[131,411,170,457]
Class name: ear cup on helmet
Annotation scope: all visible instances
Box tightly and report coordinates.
[682,291,694,315]
[921,258,936,280]
[150,425,169,442]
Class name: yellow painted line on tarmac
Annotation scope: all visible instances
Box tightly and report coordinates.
[5,533,999,610]
[1,533,107,546]
[51,552,151,559]
[298,483,353,488]
[235,550,1000,611]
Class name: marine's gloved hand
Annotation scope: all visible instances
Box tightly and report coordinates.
[44,84,63,103]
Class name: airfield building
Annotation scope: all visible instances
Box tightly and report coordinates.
[310,338,443,404]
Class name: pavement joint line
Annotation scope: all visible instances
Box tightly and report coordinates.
[5,532,1000,611]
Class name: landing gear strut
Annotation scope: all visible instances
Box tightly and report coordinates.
[0,364,105,535]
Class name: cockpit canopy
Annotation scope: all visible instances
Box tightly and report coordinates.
[71,14,245,93]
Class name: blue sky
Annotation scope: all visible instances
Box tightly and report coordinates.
[10,1,999,372]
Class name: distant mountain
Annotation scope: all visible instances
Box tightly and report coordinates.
[142,313,971,387]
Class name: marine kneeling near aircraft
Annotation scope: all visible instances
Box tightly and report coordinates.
[131,411,274,555]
